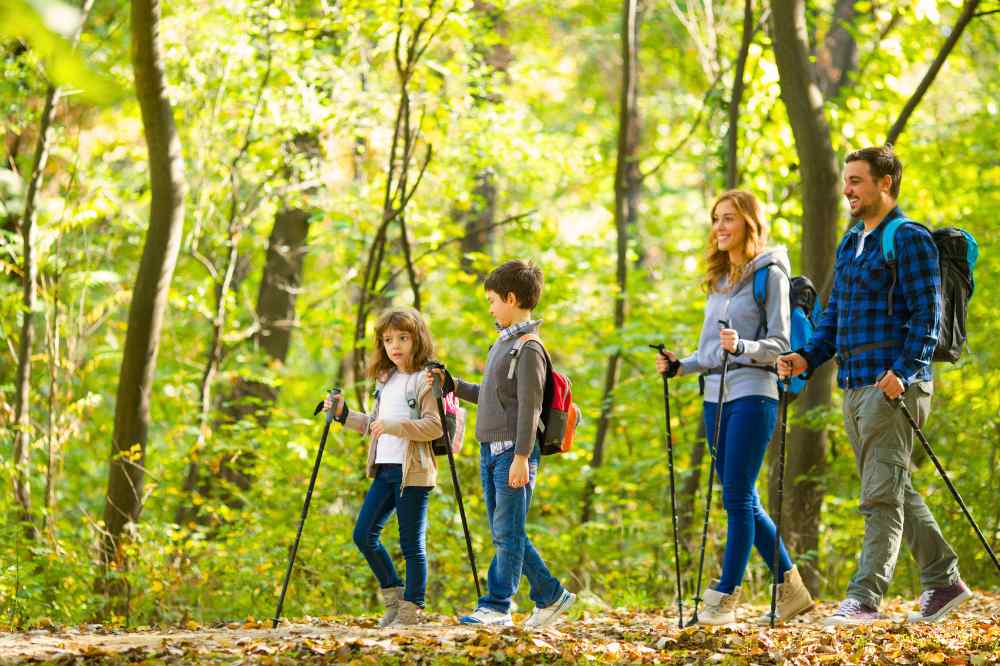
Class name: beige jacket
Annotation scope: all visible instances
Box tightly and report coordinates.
[343,371,442,488]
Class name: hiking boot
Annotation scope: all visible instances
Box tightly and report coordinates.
[523,590,576,631]
[459,607,513,626]
[820,598,883,626]
[694,580,740,626]
[753,566,814,625]
[907,580,973,623]
[378,586,404,628]
[389,600,424,627]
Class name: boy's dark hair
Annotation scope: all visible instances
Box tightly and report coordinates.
[845,144,903,198]
[484,260,543,310]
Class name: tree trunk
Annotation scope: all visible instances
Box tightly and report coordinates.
[581,0,641,527]
[459,169,498,276]
[769,0,842,595]
[11,0,96,539]
[725,0,754,190]
[815,0,858,99]
[100,0,186,587]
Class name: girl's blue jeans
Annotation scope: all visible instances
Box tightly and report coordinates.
[703,395,794,594]
[353,464,432,607]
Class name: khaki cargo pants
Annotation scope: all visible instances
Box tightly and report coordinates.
[843,381,960,608]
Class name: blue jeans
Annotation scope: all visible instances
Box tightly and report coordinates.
[353,464,432,607]
[703,396,794,594]
[478,443,564,613]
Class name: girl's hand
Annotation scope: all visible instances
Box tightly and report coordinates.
[323,393,345,417]
[369,419,386,439]
[655,351,678,374]
[720,328,741,354]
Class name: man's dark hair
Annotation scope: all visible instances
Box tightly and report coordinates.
[484,260,543,310]
[846,144,903,198]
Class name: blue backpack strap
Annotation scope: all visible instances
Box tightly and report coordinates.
[879,216,924,316]
[752,265,772,338]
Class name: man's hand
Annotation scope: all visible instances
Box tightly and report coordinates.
[876,370,905,400]
[508,454,530,489]
[778,353,808,379]
[369,419,386,439]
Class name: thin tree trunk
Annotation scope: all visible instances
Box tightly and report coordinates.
[814,0,858,99]
[886,0,980,146]
[100,0,186,593]
[11,0,95,539]
[582,0,641,526]
[725,0,754,190]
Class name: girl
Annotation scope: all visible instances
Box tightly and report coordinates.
[654,190,813,625]
[325,307,442,627]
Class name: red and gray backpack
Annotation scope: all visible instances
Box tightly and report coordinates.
[507,334,581,456]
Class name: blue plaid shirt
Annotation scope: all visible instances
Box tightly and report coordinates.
[801,206,940,389]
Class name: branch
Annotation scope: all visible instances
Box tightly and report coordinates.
[376,211,535,295]
[886,0,981,146]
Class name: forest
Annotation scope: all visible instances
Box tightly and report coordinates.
[2,0,999,662]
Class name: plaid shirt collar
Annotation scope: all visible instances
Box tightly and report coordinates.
[496,318,542,341]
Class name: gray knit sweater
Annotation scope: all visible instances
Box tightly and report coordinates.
[454,322,546,456]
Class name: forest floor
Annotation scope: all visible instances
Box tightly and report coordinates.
[1,593,998,664]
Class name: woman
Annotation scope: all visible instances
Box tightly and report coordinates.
[655,190,813,625]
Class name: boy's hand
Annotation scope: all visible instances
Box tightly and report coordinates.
[777,353,808,378]
[369,419,386,439]
[323,393,345,417]
[424,366,455,393]
[508,454,530,489]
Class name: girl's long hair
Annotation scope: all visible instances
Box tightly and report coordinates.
[702,189,769,293]
[365,307,435,380]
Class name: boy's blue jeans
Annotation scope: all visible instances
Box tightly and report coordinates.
[478,443,564,613]
[353,464,432,607]
[703,395,794,594]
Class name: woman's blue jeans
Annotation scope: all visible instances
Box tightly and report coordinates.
[353,464,432,607]
[703,395,794,594]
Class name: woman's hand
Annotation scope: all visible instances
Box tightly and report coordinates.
[720,328,742,354]
[655,350,678,375]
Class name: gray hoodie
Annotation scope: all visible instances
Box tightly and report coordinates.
[680,246,791,403]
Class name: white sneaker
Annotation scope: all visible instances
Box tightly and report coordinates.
[523,590,576,630]
[459,607,513,626]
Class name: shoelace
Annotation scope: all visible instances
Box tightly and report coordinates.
[836,598,863,616]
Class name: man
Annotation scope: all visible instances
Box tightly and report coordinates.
[779,145,971,625]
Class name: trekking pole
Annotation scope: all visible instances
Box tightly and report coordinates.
[887,394,1000,575]
[272,388,341,628]
[428,363,483,599]
[688,320,731,627]
[769,376,792,627]
[650,344,684,629]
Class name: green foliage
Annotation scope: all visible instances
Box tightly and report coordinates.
[1,0,998,629]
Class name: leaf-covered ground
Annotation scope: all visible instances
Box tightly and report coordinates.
[2,593,999,664]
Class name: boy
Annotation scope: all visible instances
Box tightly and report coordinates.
[439,259,576,628]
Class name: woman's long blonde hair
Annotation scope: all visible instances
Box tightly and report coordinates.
[365,307,435,380]
[702,190,769,293]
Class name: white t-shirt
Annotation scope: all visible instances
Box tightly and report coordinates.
[374,371,417,465]
[856,228,875,257]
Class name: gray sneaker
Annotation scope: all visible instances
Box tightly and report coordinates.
[821,598,883,626]
[523,590,576,630]
[907,580,973,623]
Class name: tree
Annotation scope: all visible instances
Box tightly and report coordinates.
[99,0,186,601]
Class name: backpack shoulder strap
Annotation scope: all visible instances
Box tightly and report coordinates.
[507,333,548,380]
[752,263,784,339]
[880,217,910,264]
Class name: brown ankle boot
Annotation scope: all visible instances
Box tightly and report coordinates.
[389,600,424,627]
[754,566,814,624]
[378,587,404,628]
